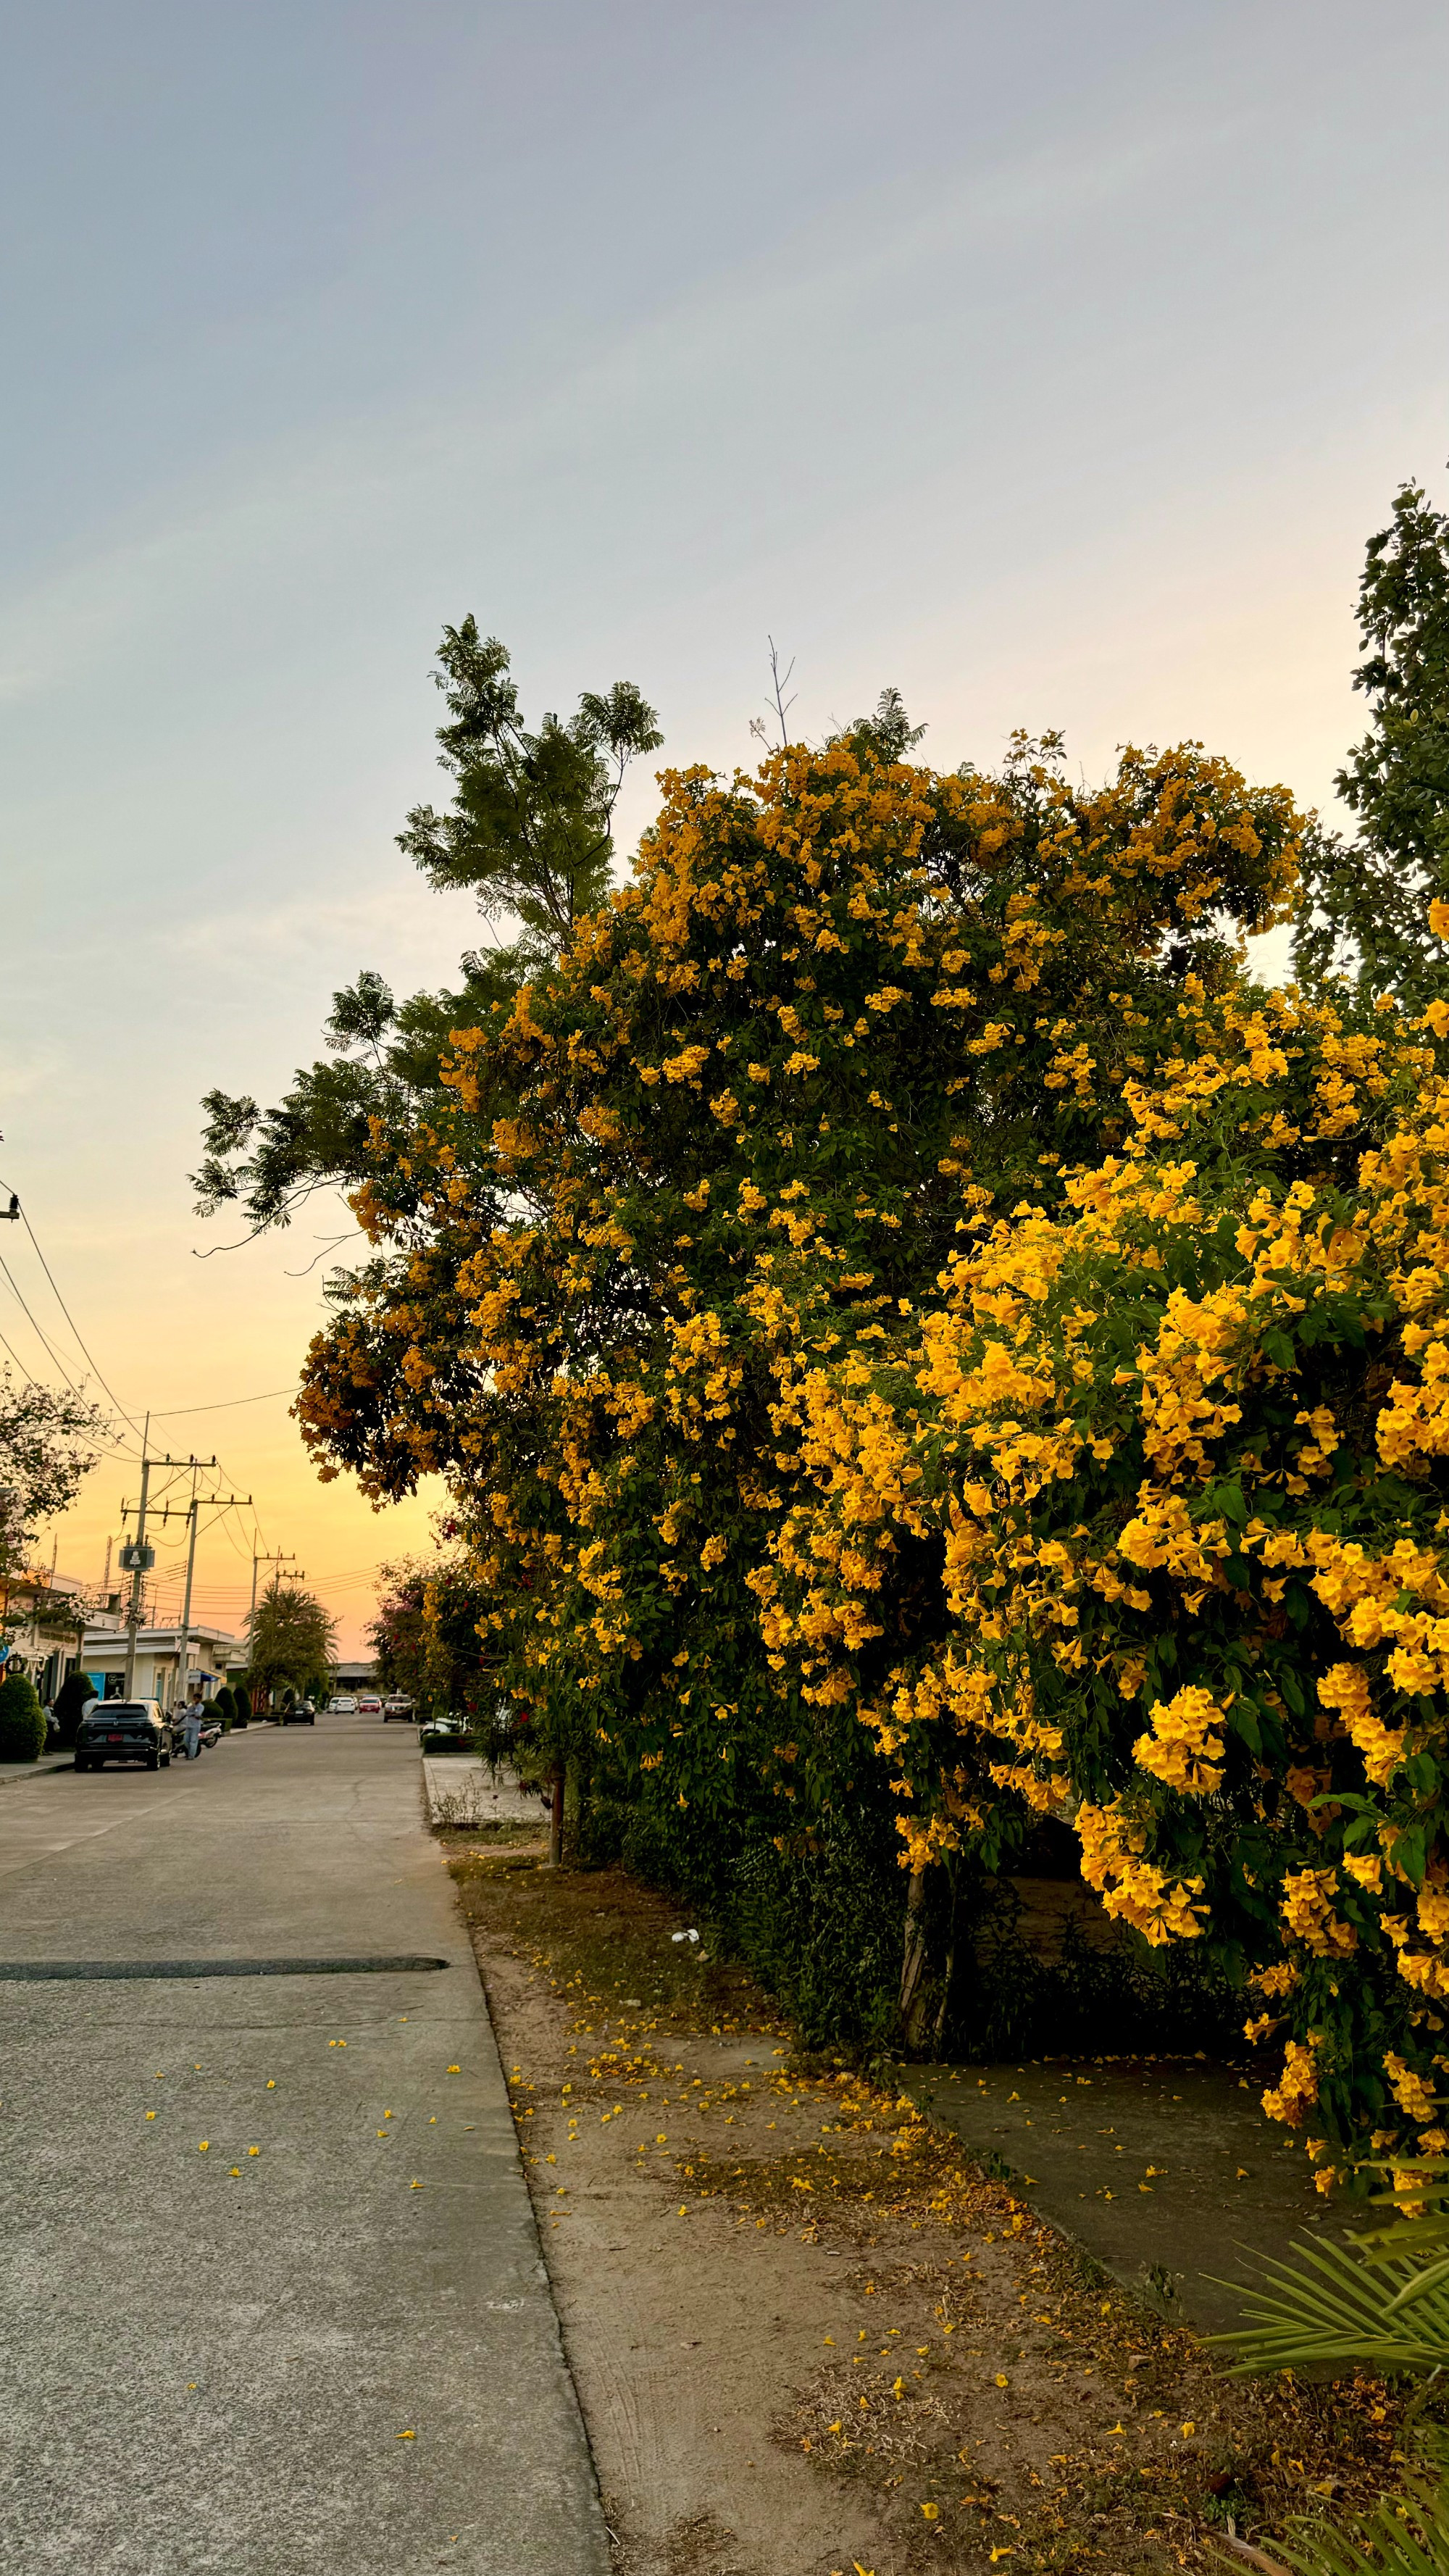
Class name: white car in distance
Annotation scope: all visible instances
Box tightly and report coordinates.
[328,1693,358,1714]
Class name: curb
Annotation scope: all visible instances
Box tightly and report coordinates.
[0,1755,77,1791]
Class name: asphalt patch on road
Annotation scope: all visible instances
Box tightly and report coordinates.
[0,1954,451,1980]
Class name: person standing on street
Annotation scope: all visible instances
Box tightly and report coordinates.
[180,1690,204,1760]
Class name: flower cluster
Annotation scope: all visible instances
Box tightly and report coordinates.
[759,975,1449,2175]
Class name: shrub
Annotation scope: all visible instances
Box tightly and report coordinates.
[231,1682,251,1727]
[213,1685,236,1733]
[0,1671,47,1762]
[766,974,1449,2177]
[51,1668,97,1748]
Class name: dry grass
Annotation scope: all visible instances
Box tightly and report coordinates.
[450,1848,1413,2575]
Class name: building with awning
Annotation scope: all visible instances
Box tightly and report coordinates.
[80,1620,241,1710]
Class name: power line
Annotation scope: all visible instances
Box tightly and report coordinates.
[0,1177,305,1451]
[146,1387,298,1417]
[0,1183,352,1608]
[0,1320,142,1466]
[0,1254,146,1462]
[0,1253,91,1400]
[1,1192,146,1438]
[0,1326,38,1385]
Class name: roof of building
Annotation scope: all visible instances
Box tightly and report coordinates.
[82,1622,242,1654]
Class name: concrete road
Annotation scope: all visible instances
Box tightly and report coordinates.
[0,1717,609,2575]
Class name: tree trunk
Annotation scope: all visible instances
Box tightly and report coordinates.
[899,1867,930,2047]
[932,1945,956,2049]
[548,1762,565,1867]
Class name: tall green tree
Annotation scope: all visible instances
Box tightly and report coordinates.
[1295,470,1449,1002]
[246,1584,336,1705]
[398,617,663,949]
[192,625,661,1233]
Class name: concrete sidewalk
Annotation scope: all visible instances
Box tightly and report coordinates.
[901,2054,1332,2337]
[0,1749,76,1789]
[0,1716,608,2574]
[422,1757,548,1830]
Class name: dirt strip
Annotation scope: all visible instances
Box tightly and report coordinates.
[447,1834,1411,2576]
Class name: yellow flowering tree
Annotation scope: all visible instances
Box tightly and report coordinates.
[219,497,1449,2144]
[294,719,1304,2040]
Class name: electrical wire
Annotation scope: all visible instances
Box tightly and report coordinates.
[146,1387,297,1417]
[0,1177,304,1462]
[0,1190,147,1440]
[217,1515,254,1564]
[0,1325,38,1384]
[0,1323,142,1468]
[0,1253,96,1401]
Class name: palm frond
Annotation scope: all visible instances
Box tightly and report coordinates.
[1210,2233,1449,2373]
[1352,2159,1449,2256]
[1219,2467,1449,2576]
[1387,2252,1449,2312]
[1214,2200,1449,2576]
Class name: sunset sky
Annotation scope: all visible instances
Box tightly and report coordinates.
[4,0,1447,1655]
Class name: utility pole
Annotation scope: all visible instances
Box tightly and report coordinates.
[120,1451,229,1705]
[167,1471,252,1712]
[247,1548,301,1720]
[176,1475,199,1715]
[0,1483,18,1672]
[120,1416,152,1700]
[249,1548,298,1628]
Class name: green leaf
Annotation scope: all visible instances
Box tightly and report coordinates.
[1229,1701,1264,1756]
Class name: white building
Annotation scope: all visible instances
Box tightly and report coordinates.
[80,1621,241,1712]
[3,1574,90,1703]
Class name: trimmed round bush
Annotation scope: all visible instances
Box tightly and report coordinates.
[51,1669,97,1748]
[0,1671,47,1762]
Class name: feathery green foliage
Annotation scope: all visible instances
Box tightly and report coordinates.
[246,1584,335,1704]
[1295,472,1449,1004]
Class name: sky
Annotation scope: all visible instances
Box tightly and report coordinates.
[2,0,1447,1654]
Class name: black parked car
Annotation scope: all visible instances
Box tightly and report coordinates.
[75,1701,174,1772]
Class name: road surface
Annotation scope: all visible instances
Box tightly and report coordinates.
[0,1715,607,2575]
